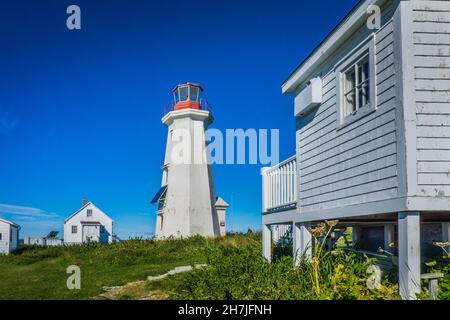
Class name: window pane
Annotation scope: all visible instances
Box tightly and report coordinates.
[345,69,356,94]
[362,60,369,82]
[358,63,363,84]
[342,52,371,119]
[189,87,199,101]
[345,90,356,115]
[361,83,370,106]
[179,86,189,101]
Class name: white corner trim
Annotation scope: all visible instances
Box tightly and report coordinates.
[394,1,417,198]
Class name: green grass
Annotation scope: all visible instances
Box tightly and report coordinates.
[161,241,400,300]
[0,234,259,300]
[3,233,438,300]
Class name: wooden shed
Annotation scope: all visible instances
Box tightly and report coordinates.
[0,218,20,254]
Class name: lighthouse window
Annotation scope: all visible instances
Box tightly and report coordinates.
[189,86,200,102]
[179,86,189,101]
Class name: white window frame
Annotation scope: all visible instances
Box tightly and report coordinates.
[72,225,78,234]
[336,35,376,128]
[87,209,93,217]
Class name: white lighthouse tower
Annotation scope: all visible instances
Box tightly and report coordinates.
[152,83,228,239]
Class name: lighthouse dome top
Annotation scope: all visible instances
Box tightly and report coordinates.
[171,82,208,111]
[172,82,203,93]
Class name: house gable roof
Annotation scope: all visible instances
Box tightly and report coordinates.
[64,202,113,224]
[282,0,390,93]
[0,217,20,229]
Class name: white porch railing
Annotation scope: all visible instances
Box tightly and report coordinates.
[261,155,297,213]
[271,224,293,243]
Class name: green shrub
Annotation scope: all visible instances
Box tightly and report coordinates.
[425,260,450,300]
[170,241,399,300]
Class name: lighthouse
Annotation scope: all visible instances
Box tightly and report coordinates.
[151,83,228,239]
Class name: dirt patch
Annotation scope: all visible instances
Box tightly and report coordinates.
[98,264,207,300]
[99,280,170,300]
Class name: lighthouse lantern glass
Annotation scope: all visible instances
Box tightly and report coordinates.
[178,86,189,102]
[189,86,200,102]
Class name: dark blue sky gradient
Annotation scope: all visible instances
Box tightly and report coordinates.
[0,0,358,238]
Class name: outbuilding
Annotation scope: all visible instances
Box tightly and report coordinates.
[0,218,20,254]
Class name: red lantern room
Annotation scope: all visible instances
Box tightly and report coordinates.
[172,83,204,111]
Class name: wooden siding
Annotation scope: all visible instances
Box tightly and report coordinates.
[0,221,10,254]
[9,226,18,252]
[297,4,399,213]
[413,1,450,197]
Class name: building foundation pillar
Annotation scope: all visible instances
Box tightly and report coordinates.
[293,223,312,267]
[442,222,450,243]
[263,224,272,263]
[398,212,421,300]
[384,224,395,252]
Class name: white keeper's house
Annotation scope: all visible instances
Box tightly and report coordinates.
[64,199,114,244]
[262,0,450,300]
[0,218,20,254]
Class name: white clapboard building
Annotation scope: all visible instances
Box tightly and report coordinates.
[64,199,114,244]
[0,218,20,254]
[24,231,63,247]
[262,0,450,300]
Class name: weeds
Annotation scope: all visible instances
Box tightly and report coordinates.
[169,228,399,300]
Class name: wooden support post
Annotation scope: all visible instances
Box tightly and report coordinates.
[442,222,450,243]
[263,224,272,263]
[293,223,312,267]
[429,279,439,300]
[352,226,361,248]
[384,224,395,251]
[421,273,443,300]
[398,212,421,300]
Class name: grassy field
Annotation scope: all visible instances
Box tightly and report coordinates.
[2,232,448,300]
[0,234,259,300]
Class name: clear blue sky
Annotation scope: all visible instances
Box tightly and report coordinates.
[0,0,358,239]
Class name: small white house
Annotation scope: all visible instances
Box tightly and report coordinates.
[64,200,114,244]
[0,218,20,254]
